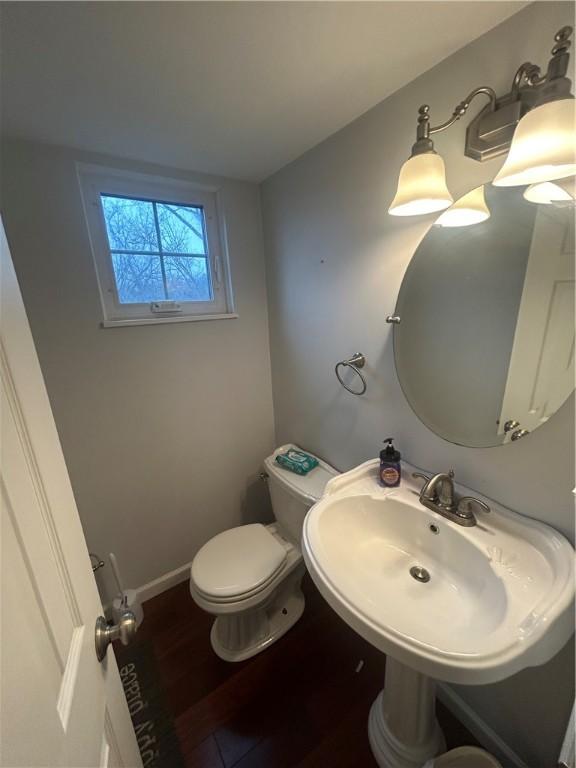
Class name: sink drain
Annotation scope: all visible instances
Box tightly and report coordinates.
[410,565,431,583]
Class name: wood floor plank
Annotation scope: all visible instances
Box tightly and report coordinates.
[175,593,348,752]
[295,698,379,768]
[182,734,225,768]
[140,573,480,768]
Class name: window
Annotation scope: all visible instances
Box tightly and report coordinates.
[79,166,234,326]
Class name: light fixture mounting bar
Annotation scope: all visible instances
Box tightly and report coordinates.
[410,26,573,163]
[412,88,497,156]
[467,25,573,161]
[430,87,497,135]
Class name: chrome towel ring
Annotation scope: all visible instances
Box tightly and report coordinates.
[335,353,367,396]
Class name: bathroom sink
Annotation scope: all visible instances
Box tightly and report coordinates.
[303,460,574,685]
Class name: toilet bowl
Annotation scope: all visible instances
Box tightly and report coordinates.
[422,747,503,768]
[190,444,338,662]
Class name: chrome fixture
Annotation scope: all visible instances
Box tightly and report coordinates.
[413,470,490,527]
[386,315,401,324]
[335,352,367,395]
[89,552,105,573]
[504,420,530,441]
[409,565,431,583]
[95,599,137,662]
[389,26,575,217]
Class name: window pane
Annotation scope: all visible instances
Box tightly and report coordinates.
[111,253,165,303]
[164,256,211,301]
[101,196,158,252]
[157,203,206,254]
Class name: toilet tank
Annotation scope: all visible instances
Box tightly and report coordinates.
[264,444,339,545]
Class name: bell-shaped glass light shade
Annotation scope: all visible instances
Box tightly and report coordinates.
[493,99,576,187]
[436,185,490,227]
[523,176,576,204]
[388,153,453,216]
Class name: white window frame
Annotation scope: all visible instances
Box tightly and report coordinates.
[78,164,236,327]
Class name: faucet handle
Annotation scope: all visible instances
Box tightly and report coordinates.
[412,472,432,497]
[457,496,490,517]
[448,469,455,479]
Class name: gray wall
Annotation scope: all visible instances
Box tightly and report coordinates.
[261,3,574,766]
[1,140,275,604]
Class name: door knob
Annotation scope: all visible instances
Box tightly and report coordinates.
[95,609,137,662]
[504,419,520,433]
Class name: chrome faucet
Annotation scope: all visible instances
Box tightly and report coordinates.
[412,469,490,527]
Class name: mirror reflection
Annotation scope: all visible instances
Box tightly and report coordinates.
[394,183,575,447]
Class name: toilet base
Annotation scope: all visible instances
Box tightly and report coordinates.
[210,570,305,662]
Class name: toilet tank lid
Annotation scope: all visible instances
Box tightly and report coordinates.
[264,444,339,503]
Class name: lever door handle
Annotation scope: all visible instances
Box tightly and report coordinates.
[95,610,137,662]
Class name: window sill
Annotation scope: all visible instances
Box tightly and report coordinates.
[101,313,239,328]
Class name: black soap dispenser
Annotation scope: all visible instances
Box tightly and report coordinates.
[379,438,401,488]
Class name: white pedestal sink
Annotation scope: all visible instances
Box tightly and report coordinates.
[302,460,574,768]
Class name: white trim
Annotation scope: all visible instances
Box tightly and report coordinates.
[101,313,238,328]
[76,162,221,194]
[559,700,575,768]
[1,218,142,766]
[103,559,193,615]
[56,626,85,729]
[437,683,531,768]
[77,164,235,324]
[135,560,193,604]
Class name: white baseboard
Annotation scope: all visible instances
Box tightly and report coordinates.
[136,560,193,604]
[437,684,530,768]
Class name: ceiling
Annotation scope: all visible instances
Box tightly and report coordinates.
[1,2,528,181]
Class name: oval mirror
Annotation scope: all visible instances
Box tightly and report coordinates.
[394,183,575,447]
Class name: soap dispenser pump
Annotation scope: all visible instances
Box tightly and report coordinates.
[380,437,401,488]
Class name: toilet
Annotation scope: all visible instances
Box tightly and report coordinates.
[190,444,338,662]
[422,747,503,768]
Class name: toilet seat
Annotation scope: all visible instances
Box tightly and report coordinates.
[189,444,338,662]
[191,523,288,600]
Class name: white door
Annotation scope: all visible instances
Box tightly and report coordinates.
[498,204,575,441]
[1,219,141,768]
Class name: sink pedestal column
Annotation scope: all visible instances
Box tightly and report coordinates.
[368,657,445,768]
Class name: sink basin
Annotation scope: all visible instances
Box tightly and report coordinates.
[303,459,574,685]
[304,459,574,767]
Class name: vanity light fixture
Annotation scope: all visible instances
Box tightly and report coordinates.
[435,185,490,227]
[388,149,453,216]
[389,26,575,216]
[523,176,576,204]
[493,98,576,186]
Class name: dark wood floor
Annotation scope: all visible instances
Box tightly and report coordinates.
[134,575,479,768]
